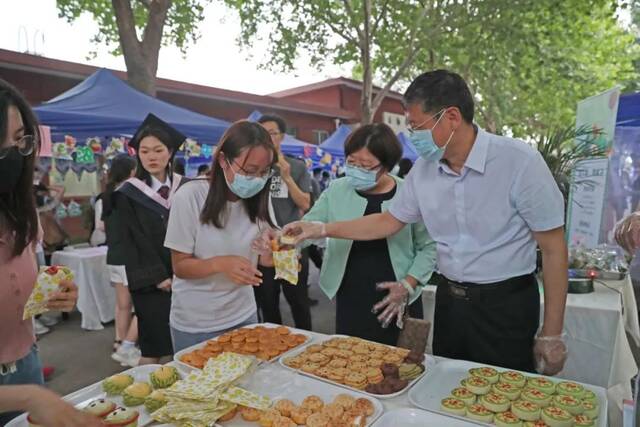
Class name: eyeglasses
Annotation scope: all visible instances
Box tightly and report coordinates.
[406,108,446,134]
[346,160,381,172]
[0,135,37,159]
[229,160,275,180]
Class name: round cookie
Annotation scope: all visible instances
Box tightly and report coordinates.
[461,376,491,395]
[541,406,573,427]
[511,400,542,422]
[333,394,356,409]
[521,387,552,407]
[466,403,494,423]
[495,411,524,427]
[500,371,527,388]
[582,401,599,419]
[301,395,325,413]
[552,394,583,416]
[290,407,312,425]
[556,381,585,399]
[259,409,281,427]
[527,377,556,395]
[83,399,117,418]
[451,387,476,405]
[241,406,262,422]
[574,415,595,426]
[353,398,375,416]
[480,392,511,413]
[306,412,331,427]
[274,399,296,417]
[469,367,500,384]
[321,402,344,421]
[440,397,466,416]
[493,382,522,401]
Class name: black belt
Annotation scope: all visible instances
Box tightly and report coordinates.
[431,272,536,301]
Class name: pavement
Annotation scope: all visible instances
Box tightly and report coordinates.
[38,264,336,395]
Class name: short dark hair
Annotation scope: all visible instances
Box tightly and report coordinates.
[173,158,185,175]
[312,167,322,176]
[344,123,402,171]
[397,158,413,178]
[258,113,287,134]
[404,70,474,123]
[197,164,209,174]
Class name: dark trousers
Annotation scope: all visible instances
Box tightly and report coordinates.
[308,245,323,269]
[254,250,312,330]
[432,272,539,372]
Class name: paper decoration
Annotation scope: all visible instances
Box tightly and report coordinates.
[53,143,72,160]
[105,137,125,159]
[38,125,53,157]
[55,203,68,219]
[74,146,95,164]
[304,145,314,158]
[201,144,213,159]
[66,200,83,217]
[320,152,333,165]
[152,353,270,426]
[23,266,74,319]
[305,158,313,169]
[184,138,202,159]
[87,137,103,154]
[316,147,324,157]
[64,135,77,150]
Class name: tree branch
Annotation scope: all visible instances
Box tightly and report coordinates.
[341,0,365,46]
[371,2,432,112]
[140,0,170,76]
[371,0,390,38]
[137,0,152,8]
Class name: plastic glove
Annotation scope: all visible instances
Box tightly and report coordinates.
[614,212,640,254]
[251,227,279,256]
[533,331,568,375]
[372,281,410,329]
[281,221,327,245]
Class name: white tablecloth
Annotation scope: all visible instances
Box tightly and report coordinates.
[422,277,640,426]
[51,247,114,331]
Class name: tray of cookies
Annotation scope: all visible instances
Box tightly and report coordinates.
[6,363,186,427]
[174,323,313,370]
[279,335,435,399]
[408,359,607,427]
[214,364,384,426]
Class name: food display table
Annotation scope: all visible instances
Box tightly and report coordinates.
[7,325,612,427]
[51,246,114,330]
[422,276,640,426]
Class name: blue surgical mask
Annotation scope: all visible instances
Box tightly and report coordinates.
[409,109,454,161]
[345,164,379,190]
[225,162,268,199]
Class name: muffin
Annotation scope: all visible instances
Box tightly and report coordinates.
[102,374,134,396]
[144,390,167,413]
[122,382,152,407]
[103,407,140,427]
[83,398,117,418]
[149,366,180,389]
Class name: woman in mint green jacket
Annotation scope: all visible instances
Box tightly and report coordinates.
[303,124,436,345]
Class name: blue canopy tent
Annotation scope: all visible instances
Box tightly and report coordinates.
[246,109,314,157]
[35,69,230,145]
[319,124,352,158]
[396,132,419,161]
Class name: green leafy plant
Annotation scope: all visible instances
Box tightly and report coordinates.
[533,124,607,204]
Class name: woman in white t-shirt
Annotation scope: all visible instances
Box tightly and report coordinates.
[165,121,278,352]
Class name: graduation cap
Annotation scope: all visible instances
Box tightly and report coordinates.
[128,114,186,155]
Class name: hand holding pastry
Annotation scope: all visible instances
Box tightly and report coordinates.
[46,279,78,312]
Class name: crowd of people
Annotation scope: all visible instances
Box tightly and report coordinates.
[0,69,593,425]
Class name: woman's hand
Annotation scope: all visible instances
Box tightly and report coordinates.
[156,279,172,292]
[252,228,278,267]
[26,386,105,427]
[281,221,327,245]
[46,280,78,312]
[216,256,263,286]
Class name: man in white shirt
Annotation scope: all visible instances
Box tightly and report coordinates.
[285,70,568,374]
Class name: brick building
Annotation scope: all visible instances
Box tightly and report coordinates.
[0,49,407,144]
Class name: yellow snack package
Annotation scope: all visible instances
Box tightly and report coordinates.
[23,265,74,320]
[273,249,299,285]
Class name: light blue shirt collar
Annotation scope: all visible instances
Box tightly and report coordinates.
[438,126,489,175]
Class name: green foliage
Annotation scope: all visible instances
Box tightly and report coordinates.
[56,0,209,56]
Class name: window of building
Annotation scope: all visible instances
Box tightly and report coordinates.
[312,130,330,145]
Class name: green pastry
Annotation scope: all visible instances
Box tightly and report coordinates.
[495,411,524,427]
[492,382,522,401]
[144,390,167,413]
[149,366,180,389]
[461,376,491,395]
[102,374,134,396]
[552,394,583,416]
[574,414,595,426]
[480,392,511,413]
[555,381,585,399]
[398,363,423,381]
[122,382,152,407]
[469,367,500,384]
[511,400,542,422]
[521,387,552,407]
[541,406,573,427]
[103,407,139,427]
[451,387,476,405]
[582,400,599,419]
[527,377,556,395]
[466,403,494,423]
[500,371,527,388]
[581,389,597,404]
[440,397,466,416]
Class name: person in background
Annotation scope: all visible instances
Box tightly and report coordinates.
[255,114,313,330]
[397,158,414,179]
[166,121,278,352]
[285,70,568,374]
[197,164,210,177]
[108,114,186,365]
[0,78,100,426]
[321,171,331,190]
[33,166,67,267]
[101,154,140,367]
[286,124,436,344]
[173,158,186,176]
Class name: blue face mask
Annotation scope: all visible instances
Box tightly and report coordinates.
[345,164,379,190]
[225,162,269,199]
[409,109,454,161]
